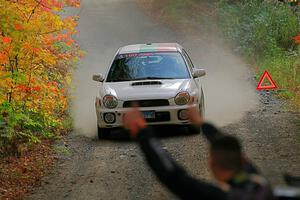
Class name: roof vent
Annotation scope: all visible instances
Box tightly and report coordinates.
[131,81,162,86]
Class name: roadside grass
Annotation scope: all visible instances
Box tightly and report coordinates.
[257,49,300,108]
[139,0,300,110]
[218,0,300,110]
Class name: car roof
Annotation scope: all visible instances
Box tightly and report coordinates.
[118,43,183,54]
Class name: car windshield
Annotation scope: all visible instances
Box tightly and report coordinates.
[106,52,190,82]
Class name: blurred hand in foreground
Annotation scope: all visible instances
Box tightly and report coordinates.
[123,100,203,137]
[123,106,146,138]
[187,100,204,127]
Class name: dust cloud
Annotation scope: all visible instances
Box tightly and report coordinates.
[182,35,259,126]
[71,0,258,138]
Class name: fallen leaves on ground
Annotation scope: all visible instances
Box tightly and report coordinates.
[0,140,56,200]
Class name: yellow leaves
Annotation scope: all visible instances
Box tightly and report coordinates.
[23,42,41,54]
[0,71,11,92]
[0,0,81,133]
[63,16,77,34]
[3,77,14,91]
[65,75,72,86]
[0,52,8,64]
[65,0,81,8]
[23,42,31,50]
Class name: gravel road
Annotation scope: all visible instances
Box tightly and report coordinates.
[27,0,300,199]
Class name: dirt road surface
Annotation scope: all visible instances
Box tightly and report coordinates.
[27,1,300,199]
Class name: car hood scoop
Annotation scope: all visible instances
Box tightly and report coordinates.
[131,81,162,86]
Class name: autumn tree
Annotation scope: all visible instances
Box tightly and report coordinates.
[0,0,82,151]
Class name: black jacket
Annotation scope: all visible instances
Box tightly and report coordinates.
[136,123,274,200]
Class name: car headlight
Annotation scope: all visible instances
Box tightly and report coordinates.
[174,91,190,105]
[103,95,118,109]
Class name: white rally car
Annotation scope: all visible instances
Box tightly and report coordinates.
[93,43,206,139]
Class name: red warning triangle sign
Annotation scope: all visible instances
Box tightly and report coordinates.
[256,70,277,90]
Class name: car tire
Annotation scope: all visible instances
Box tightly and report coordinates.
[98,126,110,139]
[187,125,200,134]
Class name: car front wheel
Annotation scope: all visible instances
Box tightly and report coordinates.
[97,126,110,139]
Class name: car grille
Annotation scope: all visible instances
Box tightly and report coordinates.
[123,99,169,108]
[146,111,170,122]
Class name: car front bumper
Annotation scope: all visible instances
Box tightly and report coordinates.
[96,104,200,128]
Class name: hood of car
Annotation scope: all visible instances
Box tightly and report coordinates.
[101,79,194,101]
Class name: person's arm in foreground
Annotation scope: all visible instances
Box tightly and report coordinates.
[123,108,227,200]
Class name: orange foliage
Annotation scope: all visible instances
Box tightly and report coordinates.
[0,0,82,136]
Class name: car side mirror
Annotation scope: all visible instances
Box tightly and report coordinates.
[192,69,206,78]
[92,74,104,82]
